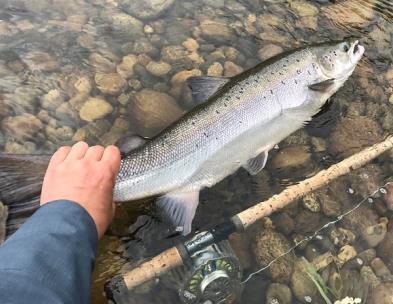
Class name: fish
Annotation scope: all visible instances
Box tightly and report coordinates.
[0,40,364,236]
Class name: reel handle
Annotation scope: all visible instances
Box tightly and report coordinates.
[123,246,184,289]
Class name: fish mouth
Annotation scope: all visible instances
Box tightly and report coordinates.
[350,40,364,62]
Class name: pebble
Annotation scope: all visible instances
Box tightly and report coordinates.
[0,201,7,244]
[289,1,319,17]
[383,183,393,210]
[271,146,312,171]
[146,61,171,77]
[22,50,60,72]
[362,217,388,248]
[290,258,317,302]
[2,113,43,142]
[302,193,321,213]
[330,227,355,247]
[171,69,202,86]
[357,249,376,265]
[131,89,184,137]
[258,44,284,61]
[116,54,138,79]
[4,140,37,153]
[89,52,117,74]
[266,283,292,304]
[320,193,341,217]
[207,62,224,76]
[337,245,357,267]
[377,218,393,272]
[200,20,235,43]
[95,73,127,95]
[120,0,175,20]
[111,13,144,38]
[79,97,113,122]
[74,76,92,94]
[360,266,381,288]
[182,38,199,52]
[223,61,243,77]
[41,89,65,111]
[370,283,393,303]
[161,45,189,64]
[371,258,392,279]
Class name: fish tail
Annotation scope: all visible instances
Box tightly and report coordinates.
[0,153,50,237]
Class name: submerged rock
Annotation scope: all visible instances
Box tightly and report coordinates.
[146,61,171,77]
[290,258,317,302]
[329,116,383,158]
[111,13,144,38]
[131,89,184,137]
[22,49,60,72]
[270,146,312,172]
[258,44,283,61]
[95,73,127,95]
[362,217,388,248]
[79,97,113,122]
[0,201,8,244]
[120,0,175,20]
[117,54,138,79]
[253,229,295,282]
[2,113,43,142]
[369,282,393,304]
[266,283,292,304]
[377,217,393,272]
[289,0,319,17]
[200,20,235,43]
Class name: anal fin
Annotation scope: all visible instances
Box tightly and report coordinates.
[156,191,200,235]
[243,150,268,175]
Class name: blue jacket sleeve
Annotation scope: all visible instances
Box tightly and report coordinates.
[0,200,98,304]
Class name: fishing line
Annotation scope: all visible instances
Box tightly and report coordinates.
[241,180,392,284]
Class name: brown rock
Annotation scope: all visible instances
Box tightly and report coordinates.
[131,89,184,137]
[2,114,43,142]
[258,44,283,61]
[377,217,393,272]
[200,20,235,43]
[223,61,243,77]
[22,50,60,72]
[146,61,171,77]
[253,229,295,282]
[384,184,393,210]
[329,116,383,158]
[161,45,188,64]
[79,97,113,122]
[116,54,138,79]
[182,38,199,52]
[271,146,312,171]
[370,283,393,304]
[290,258,317,301]
[95,73,127,95]
[207,62,224,76]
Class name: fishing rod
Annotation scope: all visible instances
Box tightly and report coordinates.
[106,135,393,304]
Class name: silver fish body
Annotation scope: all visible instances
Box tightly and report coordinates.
[114,40,365,234]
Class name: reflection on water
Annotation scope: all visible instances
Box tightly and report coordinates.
[0,0,392,303]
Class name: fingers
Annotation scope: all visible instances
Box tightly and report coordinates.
[85,145,105,161]
[48,146,71,168]
[102,145,121,174]
[66,141,89,160]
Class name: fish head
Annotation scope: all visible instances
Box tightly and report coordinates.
[314,40,364,80]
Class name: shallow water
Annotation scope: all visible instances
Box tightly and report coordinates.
[0,0,392,303]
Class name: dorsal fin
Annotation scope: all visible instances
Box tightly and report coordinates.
[187,76,230,104]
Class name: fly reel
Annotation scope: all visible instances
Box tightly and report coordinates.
[165,233,242,304]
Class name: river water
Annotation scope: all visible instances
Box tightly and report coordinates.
[0,0,392,303]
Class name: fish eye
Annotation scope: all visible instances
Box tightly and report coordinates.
[343,43,350,52]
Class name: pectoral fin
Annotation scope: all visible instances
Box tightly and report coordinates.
[187,76,230,104]
[115,135,147,155]
[308,79,335,93]
[156,191,200,235]
[243,151,268,175]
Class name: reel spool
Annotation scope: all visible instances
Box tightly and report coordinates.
[165,234,242,304]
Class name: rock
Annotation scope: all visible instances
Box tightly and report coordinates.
[322,0,374,28]
[171,69,202,86]
[41,89,65,111]
[295,210,321,235]
[111,12,144,38]
[273,212,295,235]
[69,93,89,111]
[289,1,319,17]
[95,73,127,95]
[253,229,295,282]
[132,39,157,56]
[330,228,355,247]
[320,193,341,217]
[266,283,292,304]
[329,116,383,158]
[377,218,393,272]
[357,249,376,265]
[116,54,138,79]
[120,0,175,20]
[22,50,60,72]
[302,193,320,213]
[2,114,43,142]
[128,79,142,90]
[74,76,92,94]
[296,16,318,31]
[258,44,284,61]
[55,102,81,125]
[312,252,335,271]
[369,283,393,304]
[182,38,199,52]
[290,258,317,302]
[223,47,239,61]
[4,140,37,153]
[131,89,184,137]
[101,117,132,146]
[45,125,74,143]
[360,266,380,288]
[371,258,392,280]
[146,61,171,77]
[337,245,357,267]
[223,61,244,77]
[362,217,388,248]
[207,62,224,76]
[383,183,393,210]
[161,45,189,64]
[228,233,252,269]
[89,52,118,74]
[271,146,312,171]
[200,20,235,43]
[79,97,113,122]
[0,201,7,244]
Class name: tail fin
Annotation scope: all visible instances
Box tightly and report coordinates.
[0,154,50,237]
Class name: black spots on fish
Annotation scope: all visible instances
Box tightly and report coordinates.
[279,72,283,76]
[191,121,195,125]
[263,96,266,99]
[224,103,228,107]
[307,70,311,76]
[216,110,220,114]
[283,64,287,68]
[281,80,285,85]
[245,81,250,85]
[286,59,289,63]
[254,79,259,83]
[297,69,302,75]
[203,132,208,138]
[295,79,298,85]
[236,96,240,100]
[270,90,274,95]
[239,121,242,124]
[296,59,300,63]
[196,143,199,148]
[271,71,274,75]
[161,143,165,147]
[312,63,316,69]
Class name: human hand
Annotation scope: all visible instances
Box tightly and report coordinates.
[40,141,121,239]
